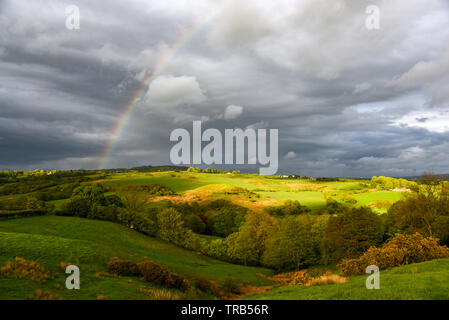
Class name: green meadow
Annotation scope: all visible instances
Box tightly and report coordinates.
[0,215,273,300]
[1,170,447,300]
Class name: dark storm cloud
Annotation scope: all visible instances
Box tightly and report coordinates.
[1,0,449,176]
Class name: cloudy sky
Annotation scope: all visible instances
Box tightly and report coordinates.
[1,0,449,177]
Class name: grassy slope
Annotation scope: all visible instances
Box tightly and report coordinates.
[247,259,449,300]
[101,172,404,211]
[0,216,273,300]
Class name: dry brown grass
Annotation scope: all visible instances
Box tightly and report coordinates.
[306,272,348,286]
[138,287,179,300]
[262,269,347,287]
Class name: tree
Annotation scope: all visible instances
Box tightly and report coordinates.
[385,173,449,244]
[185,214,206,234]
[72,183,106,205]
[157,208,189,246]
[262,215,327,270]
[225,231,258,266]
[267,200,310,217]
[322,207,383,263]
[212,208,245,237]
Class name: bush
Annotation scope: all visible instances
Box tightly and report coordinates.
[167,273,190,291]
[340,233,449,276]
[117,209,157,236]
[221,277,241,295]
[0,257,52,283]
[138,260,171,286]
[105,194,125,207]
[106,258,139,276]
[194,276,222,297]
[88,205,120,222]
[57,196,92,217]
[137,260,190,291]
[267,200,311,217]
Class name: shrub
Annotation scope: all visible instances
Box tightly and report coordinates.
[137,260,190,291]
[106,258,140,276]
[88,205,120,222]
[117,209,157,236]
[105,194,125,207]
[323,198,347,215]
[202,238,229,261]
[141,184,175,196]
[194,276,222,297]
[267,200,311,217]
[167,273,190,291]
[0,257,52,283]
[56,196,92,217]
[221,277,241,295]
[340,233,449,276]
[138,260,171,286]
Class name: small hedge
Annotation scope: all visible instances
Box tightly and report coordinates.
[194,276,222,297]
[106,258,139,276]
[138,260,171,285]
[137,260,190,291]
[340,233,449,276]
[106,258,190,291]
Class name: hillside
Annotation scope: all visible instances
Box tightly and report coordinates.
[246,259,449,300]
[0,216,273,300]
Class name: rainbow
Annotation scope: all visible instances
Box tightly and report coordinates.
[99,2,227,169]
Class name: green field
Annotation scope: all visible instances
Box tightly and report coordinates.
[247,259,449,300]
[0,171,441,300]
[99,172,405,212]
[0,216,273,300]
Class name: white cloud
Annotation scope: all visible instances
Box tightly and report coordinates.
[393,44,449,88]
[144,75,206,108]
[284,151,296,159]
[392,110,449,133]
[353,82,371,94]
[207,0,270,48]
[224,104,243,120]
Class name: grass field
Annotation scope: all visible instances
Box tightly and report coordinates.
[246,259,449,300]
[0,216,273,300]
[98,172,405,212]
[0,171,425,300]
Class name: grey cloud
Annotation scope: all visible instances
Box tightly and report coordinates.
[1,0,449,177]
